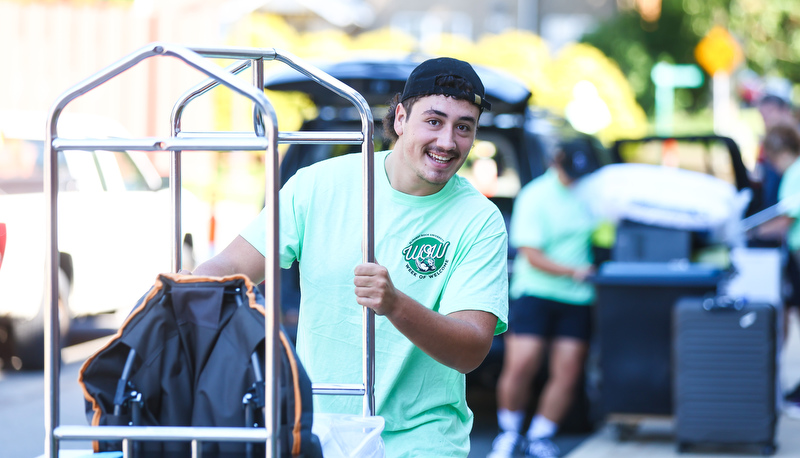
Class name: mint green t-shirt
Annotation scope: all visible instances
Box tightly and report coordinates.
[779,157,800,250]
[509,168,596,305]
[241,151,508,457]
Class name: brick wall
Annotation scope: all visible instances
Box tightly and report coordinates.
[0,1,237,138]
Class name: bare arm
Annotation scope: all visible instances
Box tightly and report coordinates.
[190,235,267,283]
[518,246,594,282]
[753,215,794,241]
[353,262,497,374]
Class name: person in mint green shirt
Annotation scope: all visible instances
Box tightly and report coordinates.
[190,57,508,457]
[488,137,600,458]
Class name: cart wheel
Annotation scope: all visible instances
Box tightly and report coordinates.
[614,423,637,441]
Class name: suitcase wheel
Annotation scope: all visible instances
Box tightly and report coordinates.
[613,423,638,441]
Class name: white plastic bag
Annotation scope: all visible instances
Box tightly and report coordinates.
[312,413,385,458]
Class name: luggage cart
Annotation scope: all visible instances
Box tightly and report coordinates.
[44,42,377,457]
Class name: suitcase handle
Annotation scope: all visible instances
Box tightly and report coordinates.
[701,295,747,312]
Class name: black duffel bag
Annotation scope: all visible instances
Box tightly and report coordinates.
[79,273,321,458]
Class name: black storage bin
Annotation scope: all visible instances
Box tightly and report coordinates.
[612,220,692,262]
[591,262,725,418]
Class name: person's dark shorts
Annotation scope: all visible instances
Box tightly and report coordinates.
[507,295,592,341]
[784,251,800,309]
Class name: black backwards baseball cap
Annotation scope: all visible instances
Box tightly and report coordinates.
[401,57,492,111]
[558,137,601,180]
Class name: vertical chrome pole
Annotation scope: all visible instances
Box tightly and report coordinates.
[122,438,131,458]
[170,79,183,274]
[170,148,182,273]
[192,439,203,458]
[170,63,183,274]
[44,113,61,458]
[253,59,266,139]
[272,50,376,415]
[254,57,280,458]
[362,116,376,417]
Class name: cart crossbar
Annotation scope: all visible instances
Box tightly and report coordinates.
[52,131,364,152]
[54,425,269,442]
[311,383,366,396]
[52,138,271,152]
[176,131,365,144]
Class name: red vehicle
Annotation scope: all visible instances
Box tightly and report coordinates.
[0,222,5,270]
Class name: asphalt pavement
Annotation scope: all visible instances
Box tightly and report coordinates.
[4,311,800,457]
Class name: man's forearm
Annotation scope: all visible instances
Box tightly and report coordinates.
[191,257,238,277]
[384,291,496,374]
[353,262,498,373]
[520,246,590,279]
[189,235,266,283]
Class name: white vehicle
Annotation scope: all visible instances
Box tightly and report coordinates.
[0,111,211,369]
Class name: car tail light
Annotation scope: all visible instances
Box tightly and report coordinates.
[0,222,5,270]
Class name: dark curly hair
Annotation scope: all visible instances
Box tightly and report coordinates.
[382,74,481,143]
[763,123,800,159]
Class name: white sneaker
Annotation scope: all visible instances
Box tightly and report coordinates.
[487,431,522,458]
[525,438,560,458]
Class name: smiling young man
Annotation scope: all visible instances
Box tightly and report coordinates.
[190,57,509,456]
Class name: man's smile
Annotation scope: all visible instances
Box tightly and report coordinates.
[427,150,456,165]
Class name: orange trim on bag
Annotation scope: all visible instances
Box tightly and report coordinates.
[279,331,304,456]
[250,287,304,456]
[78,274,165,452]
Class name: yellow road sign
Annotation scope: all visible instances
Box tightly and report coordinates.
[695,26,743,75]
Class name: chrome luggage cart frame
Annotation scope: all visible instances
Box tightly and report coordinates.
[44,43,376,457]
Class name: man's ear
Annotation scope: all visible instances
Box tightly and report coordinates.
[393,103,406,137]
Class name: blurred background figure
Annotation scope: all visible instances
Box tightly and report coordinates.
[758,123,800,418]
[751,90,798,221]
[488,137,601,458]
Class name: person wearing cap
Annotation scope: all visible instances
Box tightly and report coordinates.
[752,94,798,218]
[488,137,600,458]
[189,57,508,456]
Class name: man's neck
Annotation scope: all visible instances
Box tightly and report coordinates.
[384,148,447,196]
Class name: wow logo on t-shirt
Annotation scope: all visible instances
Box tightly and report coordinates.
[402,234,450,278]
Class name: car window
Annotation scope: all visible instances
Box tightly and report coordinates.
[616,138,738,186]
[94,150,152,191]
[0,138,73,194]
[114,151,152,191]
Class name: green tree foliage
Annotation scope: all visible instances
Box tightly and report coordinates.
[727,0,800,84]
[582,0,800,116]
[581,0,710,115]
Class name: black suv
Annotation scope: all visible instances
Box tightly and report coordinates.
[264,56,606,384]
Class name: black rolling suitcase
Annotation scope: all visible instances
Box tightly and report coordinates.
[673,295,778,455]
